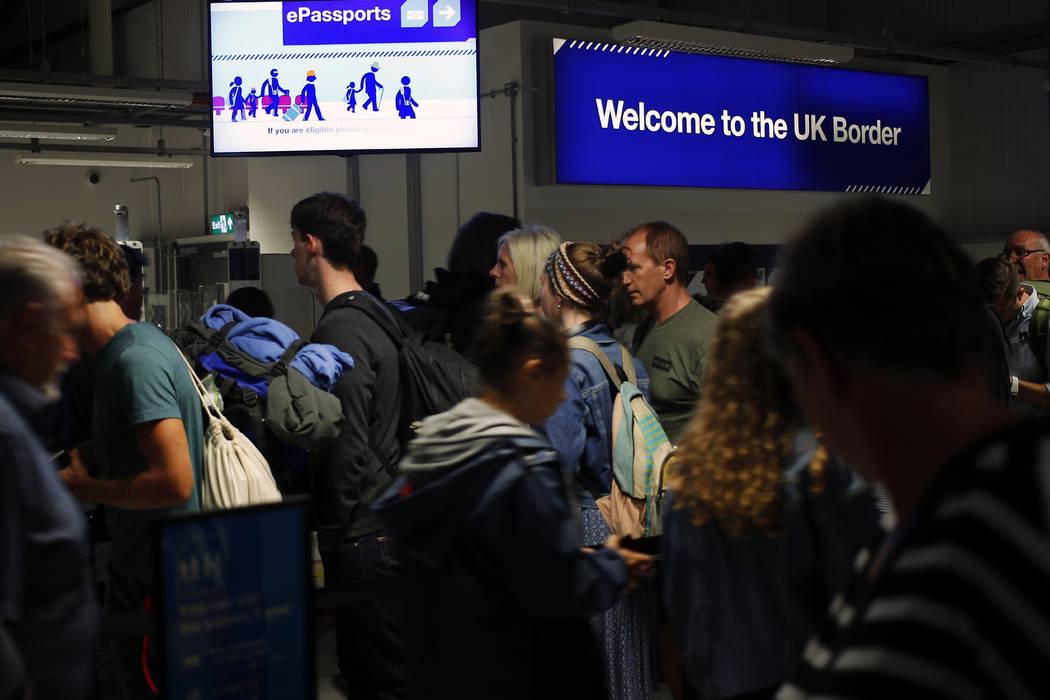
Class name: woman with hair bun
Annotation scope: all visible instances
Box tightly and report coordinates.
[661,287,880,700]
[539,241,659,700]
[375,288,653,700]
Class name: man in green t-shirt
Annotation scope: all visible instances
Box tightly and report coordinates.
[623,221,718,443]
[47,226,203,699]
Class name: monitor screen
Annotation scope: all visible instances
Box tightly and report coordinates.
[550,39,931,193]
[154,500,314,699]
[209,0,479,156]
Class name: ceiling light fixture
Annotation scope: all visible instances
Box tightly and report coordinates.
[15,152,195,169]
[0,122,117,141]
[611,21,854,64]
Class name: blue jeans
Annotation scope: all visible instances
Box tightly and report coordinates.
[319,529,406,700]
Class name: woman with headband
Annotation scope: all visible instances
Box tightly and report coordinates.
[539,241,659,700]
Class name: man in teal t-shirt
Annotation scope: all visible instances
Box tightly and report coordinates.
[623,221,718,443]
[48,226,203,699]
[92,322,204,579]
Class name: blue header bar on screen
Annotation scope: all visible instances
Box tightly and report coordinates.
[282,1,476,45]
[553,40,931,193]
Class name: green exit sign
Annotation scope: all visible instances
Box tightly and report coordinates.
[210,213,234,235]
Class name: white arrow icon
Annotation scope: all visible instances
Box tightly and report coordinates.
[439,4,455,20]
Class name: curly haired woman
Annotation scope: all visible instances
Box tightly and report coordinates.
[661,287,881,700]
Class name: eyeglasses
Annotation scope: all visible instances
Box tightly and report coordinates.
[1002,246,1047,259]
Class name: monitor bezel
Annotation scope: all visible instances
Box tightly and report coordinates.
[207,0,482,158]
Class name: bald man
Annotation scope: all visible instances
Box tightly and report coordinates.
[1004,229,1050,296]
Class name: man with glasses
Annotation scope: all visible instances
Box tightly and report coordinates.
[1003,229,1050,295]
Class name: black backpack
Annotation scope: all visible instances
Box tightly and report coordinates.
[169,319,316,496]
[336,294,478,441]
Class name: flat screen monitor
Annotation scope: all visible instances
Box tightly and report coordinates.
[548,39,931,193]
[154,500,314,699]
[209,0,480,156]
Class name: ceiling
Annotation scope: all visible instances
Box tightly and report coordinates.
[0,0,1045,132]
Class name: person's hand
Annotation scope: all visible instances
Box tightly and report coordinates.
[58,448,92,501]
[604,534,656,589]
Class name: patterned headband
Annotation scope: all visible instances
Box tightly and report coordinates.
[546,242,600,310]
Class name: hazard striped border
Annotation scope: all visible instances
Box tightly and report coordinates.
[844,184,927,195]
[564,40,670,58]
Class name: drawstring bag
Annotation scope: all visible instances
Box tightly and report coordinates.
[178,349,282,509]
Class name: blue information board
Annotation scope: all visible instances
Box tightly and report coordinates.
[552,39,931,193]
[156,501,313,699]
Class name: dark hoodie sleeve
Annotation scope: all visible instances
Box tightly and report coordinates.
[475,453,628,617]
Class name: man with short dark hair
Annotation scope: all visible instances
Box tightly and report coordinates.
[766,198,1050,699]
[696,241,758,312]
[622,221,717,442]
[47,226,203,699]
[0,236,96,700]
[290,191,405,698]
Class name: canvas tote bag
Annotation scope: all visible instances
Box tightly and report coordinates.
[177,348,282,509]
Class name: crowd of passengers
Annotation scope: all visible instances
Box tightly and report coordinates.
[4,194,1050,700]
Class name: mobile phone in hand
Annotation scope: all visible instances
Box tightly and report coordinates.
[620,535,662,558]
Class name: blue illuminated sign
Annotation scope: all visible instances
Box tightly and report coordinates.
[157,503,312,699]
[282,0,475,44]
[553,40,931,193]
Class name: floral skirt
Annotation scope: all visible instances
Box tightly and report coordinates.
[582,506,659,700]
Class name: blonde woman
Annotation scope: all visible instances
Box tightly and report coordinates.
[489,224,562,304]
[661,287,879,700]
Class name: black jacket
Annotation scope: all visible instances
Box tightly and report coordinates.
[312,291,403,540]
[394,267,491,361]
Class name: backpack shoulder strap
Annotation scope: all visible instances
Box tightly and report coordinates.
[269,340,305,377]
[567,336,622,389]
[1032,296,1050,373]
[205,320,239,350]
[326,293,406,350]
[618,344,638,386]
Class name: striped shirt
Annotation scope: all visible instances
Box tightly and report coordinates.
[778,418,1050,700]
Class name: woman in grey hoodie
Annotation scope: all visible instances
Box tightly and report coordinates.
[375,288,653,700]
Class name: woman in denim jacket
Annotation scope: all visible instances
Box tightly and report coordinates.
[661,288,880,699]
[538,241,660,700]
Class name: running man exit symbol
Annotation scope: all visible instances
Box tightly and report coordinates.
[433,0,460,26]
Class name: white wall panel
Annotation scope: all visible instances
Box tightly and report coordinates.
[247,155,347,253]
[358,154,410,299]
